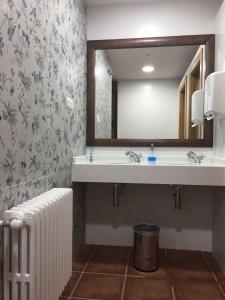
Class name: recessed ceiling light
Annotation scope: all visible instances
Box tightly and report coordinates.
[144,85,152,90]
[142,65,155,73]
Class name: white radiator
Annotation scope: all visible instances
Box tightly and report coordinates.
[2,188,73,300]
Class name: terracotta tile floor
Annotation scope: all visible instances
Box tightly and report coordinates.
[60,245,225,300]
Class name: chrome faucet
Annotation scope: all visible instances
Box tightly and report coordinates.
[126,150,142,163]
[187,151,205,163]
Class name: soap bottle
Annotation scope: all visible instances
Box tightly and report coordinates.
[148,143,157,163]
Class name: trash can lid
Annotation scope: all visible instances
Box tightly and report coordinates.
[133,223,160,234]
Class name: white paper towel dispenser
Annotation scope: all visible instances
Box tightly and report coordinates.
[204,71,225,120]
[192,90,204,127]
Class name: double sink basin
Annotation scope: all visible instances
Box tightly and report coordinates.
[72,155,225,186]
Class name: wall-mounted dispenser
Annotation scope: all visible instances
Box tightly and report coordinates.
[204,71,225,120]
[191,89,204,127]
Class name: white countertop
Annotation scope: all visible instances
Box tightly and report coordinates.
[72,155,225,186]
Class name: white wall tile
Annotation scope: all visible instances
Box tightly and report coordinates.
[87,0,221,40]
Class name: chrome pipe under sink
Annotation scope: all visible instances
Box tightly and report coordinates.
[112,183,124,207]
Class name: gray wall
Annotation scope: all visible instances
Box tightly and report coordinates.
[86,183,213,251]
[213,187,225,272]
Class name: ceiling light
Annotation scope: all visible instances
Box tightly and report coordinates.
[144,85,152,90]
[142,65,155,73]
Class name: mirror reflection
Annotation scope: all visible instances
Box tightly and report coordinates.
[95,45,205,140]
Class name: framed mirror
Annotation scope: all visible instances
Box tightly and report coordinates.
[87,35,215,147]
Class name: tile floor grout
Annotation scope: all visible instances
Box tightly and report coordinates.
[91,254,129,258]
[62,246,225,300]
[70,297,104,300]
[120,248,131,300]
[73,270,125,277]
[202,251,220,283]
[73,271,159,279]
[171,285,177,300]
[72,270,178,280]
[69,245,97,300]
[218,284,225,299]
[165,248,177,300]
[73,248,225,281]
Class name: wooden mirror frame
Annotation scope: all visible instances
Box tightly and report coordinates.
[87,34,215,147]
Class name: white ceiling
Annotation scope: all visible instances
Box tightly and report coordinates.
[106,45,199,80]
[85,0,170,6]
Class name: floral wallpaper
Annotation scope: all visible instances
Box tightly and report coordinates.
[0,0,86,209]
[0,0,87,298]
[95,50,112,139]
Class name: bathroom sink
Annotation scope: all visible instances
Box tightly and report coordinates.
[93,161,130,165]
[84,160,192,166]
[148,158,225,167]
[73,155,132,165]
[73,155,225,167]
[72,155,225,186]
[156,160,195,166]
[155,161,191,166]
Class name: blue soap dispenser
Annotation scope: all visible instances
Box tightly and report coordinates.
[148,143,157,163]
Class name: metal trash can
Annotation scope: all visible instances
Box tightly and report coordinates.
[133,224,160,272]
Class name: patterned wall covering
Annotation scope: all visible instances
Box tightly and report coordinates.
[95,50,112,139]
[0,0,87,298]
[0,0,86,211]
